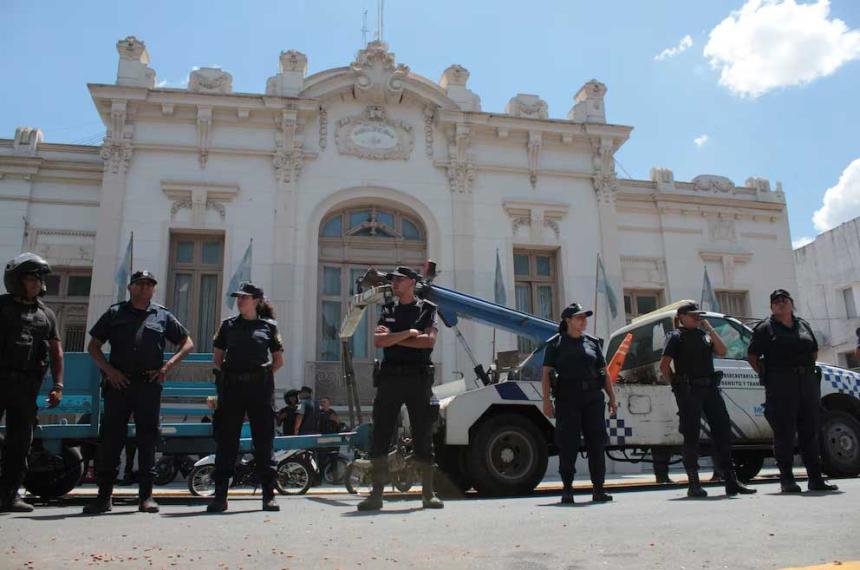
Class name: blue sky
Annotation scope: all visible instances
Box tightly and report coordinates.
[1,0,858,245]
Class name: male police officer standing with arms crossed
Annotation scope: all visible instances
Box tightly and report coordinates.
[0,253,63,512]
[83,270,194,514]
[358,266,443,511]
[747,289,838,494]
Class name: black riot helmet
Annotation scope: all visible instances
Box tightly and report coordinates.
[4,252,51,298]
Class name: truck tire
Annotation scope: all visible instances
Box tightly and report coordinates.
[731,450,765,482]
[466,413,548,497]
[23,445,83,498]
[821,410,860,477]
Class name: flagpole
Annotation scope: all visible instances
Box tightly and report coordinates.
[129,231,134,276]
[593,253,600,335]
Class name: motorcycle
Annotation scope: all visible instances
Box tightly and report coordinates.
[153,453,196,486]
[345,434,418,494]
[188,448,314,496]
[317,448,350,485]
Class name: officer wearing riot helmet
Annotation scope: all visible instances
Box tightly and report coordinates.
[207,281,284,513]
[83,270,194,514]
[542,303,617,504]
[660,302,756,498]
[0,253,63,512]
[747,289,838,493]
[357,266,443,511]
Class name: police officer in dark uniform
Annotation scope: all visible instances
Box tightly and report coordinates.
[660,302,756,498]
[747,289,838,493]
[207,282,284,513]
[0,253,64,512]
[542,303,617,504]
[357,266,443,511]
[83,270,194,514]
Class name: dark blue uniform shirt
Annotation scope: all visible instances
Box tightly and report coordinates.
[748,315,818,368]
[662,328,715,378]
[0,294,59,373]
[89,301,188,374]
[377,299,437,365]
[212,316,283,373]
[543,333,606,397]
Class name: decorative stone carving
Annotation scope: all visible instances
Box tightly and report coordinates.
[206,199,226,219]
[162,181,239,226]
[439,65,481,111]
[115,36,156,88]
[651,167,675,192]
[100,101,134,175]
[423,106,435,158]
[592,137,618,204]
[350,41,409,105]
[13,128,43,155]
[527,131,542,187]
[506,94,548,120]
[170,198,193,217]
[744,177,770,193]
[708,217,738,242]
[446,123,475,193]
[335,106,413,161]
[196,107,213,168]
[273,110,305,183]
[189,67,233,94]
[503,200,569,243]
[693,175,734,193]
[266,50,307,97]
[543,218,560,239]
[319,106,328,151]
[569,79,607,123]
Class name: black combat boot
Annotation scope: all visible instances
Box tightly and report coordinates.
[262,483,280,512]
[779,466,802,493]
[82,484,113,514]
[724,470,757,496]
[0,486,34,513]
[138,481,159,513]
[686,470,708,498]
[206,481,229,513]
[357,484,384,511]
[592,483,613,503]
[807,468,839,492]
[560,481,575,505]
[421,466,444,509]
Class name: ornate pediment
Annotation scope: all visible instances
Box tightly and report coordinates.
[350,41,409,104]
[335,106,413,160]
[189,67,233,94]
[692,175,734,193]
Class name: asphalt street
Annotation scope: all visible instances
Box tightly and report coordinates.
[1,476,858,570]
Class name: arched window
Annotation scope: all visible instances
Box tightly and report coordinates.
[317,205,427,361]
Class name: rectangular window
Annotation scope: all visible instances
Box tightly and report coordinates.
[42,268,92,352]
[167,234,224,353]
[513,249,559,353]
[843,288,857,319]
[623,289,663,322]
[63,324,86,352]
[716,290,750,318]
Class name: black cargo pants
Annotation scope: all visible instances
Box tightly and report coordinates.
[764,368,823,477]
[672,381,733,474]
[212,371,276,486]
[554,387,607,486]
[0,372,43,495]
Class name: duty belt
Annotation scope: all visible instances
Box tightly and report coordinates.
[117,370,159,382]
[769,365,815,375]
[223,369,269,382]
[380,363,431,375]
[672,374,719,387]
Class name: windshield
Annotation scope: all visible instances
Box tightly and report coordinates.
[703,316,753,360]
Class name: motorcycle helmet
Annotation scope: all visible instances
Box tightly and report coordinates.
[4,252,51,297]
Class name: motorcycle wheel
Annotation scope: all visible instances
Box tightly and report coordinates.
[275,459,312,495]
[153,456,178,486]
[344,461,373,495]
[322,457,349,485]
[187,464,217,497]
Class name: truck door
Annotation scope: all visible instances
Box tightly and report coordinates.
[609,317,680,447]
[704,316,771,441]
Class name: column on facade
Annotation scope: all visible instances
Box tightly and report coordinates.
[592,136,625,339]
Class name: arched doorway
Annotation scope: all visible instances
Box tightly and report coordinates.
[316,204,427,364]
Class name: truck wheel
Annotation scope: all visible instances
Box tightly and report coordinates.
[731,450,765,482]
[821,410,860,477]
[467,413,548,497]
[23,445,83,498]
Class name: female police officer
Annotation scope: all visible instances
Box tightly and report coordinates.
[660,302,756,498]
[206,281,284,513]
[542,303,617,504]
[747,289,838,494]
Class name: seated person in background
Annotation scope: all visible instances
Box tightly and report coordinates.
[277,390,299,436]
[318,397,340,434]
[294,386,320,436]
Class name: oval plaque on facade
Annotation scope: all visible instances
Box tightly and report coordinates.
[350,124,399,150]
[335,106,414,160]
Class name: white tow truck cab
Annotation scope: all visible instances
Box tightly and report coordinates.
[433,302,860,497]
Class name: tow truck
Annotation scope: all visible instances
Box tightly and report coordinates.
[339,263,860,497]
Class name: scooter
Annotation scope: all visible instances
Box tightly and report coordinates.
[153,453,197,486]
[188,448,314,496]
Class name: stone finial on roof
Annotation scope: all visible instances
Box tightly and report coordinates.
[267,50,308,97]
[13,127,43,155]
[115,36,156,88]
[439,65,481,112]
[568,79,607,123]
[506,94,548,119]
[189,67,233,94]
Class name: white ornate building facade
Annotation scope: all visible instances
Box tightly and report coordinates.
[0,37,796,402]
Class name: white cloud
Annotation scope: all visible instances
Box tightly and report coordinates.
[703,0,860,98]
[694,134,710,147]
[655,34,694,61]
[812,158,860,232]
[792,236,815,249]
